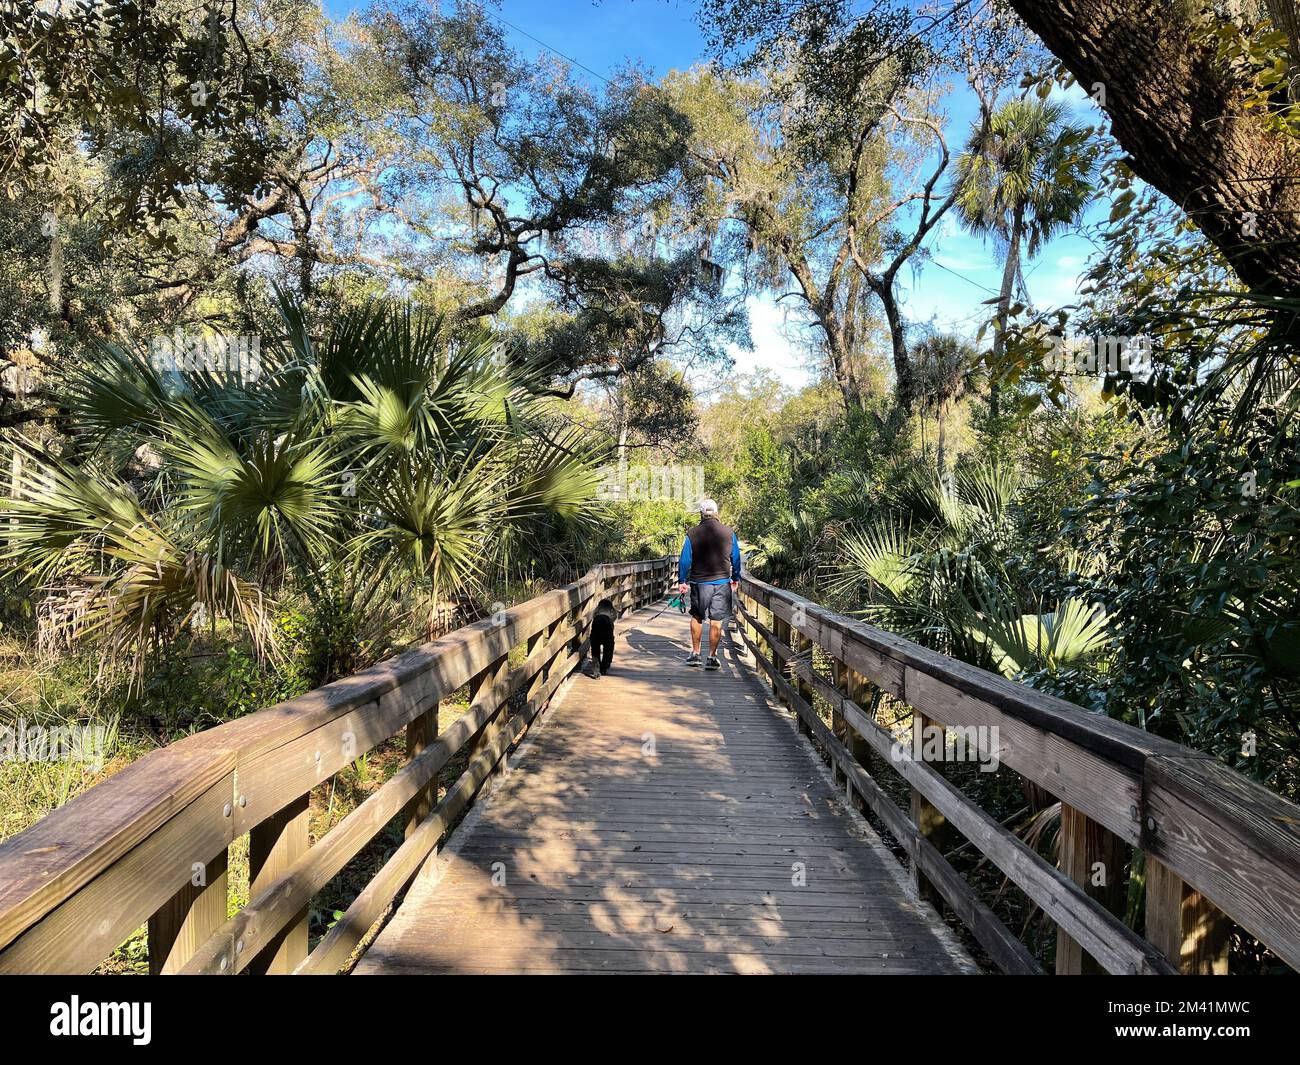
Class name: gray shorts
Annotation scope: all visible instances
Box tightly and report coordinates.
[689,581,732,622]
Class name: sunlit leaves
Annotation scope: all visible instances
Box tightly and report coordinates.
[1,292,607,672]
[0,1,289,235]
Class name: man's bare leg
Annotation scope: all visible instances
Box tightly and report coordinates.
[690,616,703,654]
[708,620,723,656]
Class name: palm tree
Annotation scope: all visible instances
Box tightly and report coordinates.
[953,98,1097,413]
[750,508,823,591]
[914,333,982,476]
[2,292,606,682]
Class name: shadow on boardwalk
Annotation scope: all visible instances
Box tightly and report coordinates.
[356,602,977,974]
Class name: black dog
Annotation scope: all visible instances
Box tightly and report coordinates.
[589,598,616,676]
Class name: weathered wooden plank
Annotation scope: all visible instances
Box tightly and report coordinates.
[904,668,1142,846]
[1145,855,1230,975]
[0,567,620,959]
[404,704,439,839]
[843,698,1172,974]
[1056,803,1128,974]
[0,746,235,952]
[0,766,235,973]
[1144,754,1300,971]
[734,621,1039,974]
[357,606,974,976]
[148,850,229,975]
[187,649,580,975]
[247,794,310,974]
[739,598,1144,847]
[740,619,1172,975]
[178,575,598,765]
[0,564,643,953]
[909,710,952,910]
[296,668,565,974]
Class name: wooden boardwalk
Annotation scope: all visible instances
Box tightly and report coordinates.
[6,561,1296,976]
[357,602,976,975]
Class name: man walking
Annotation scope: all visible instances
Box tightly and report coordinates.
[678,498,742,670]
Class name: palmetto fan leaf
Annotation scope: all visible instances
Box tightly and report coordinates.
[962,579,1111,678]
[161,403,339,570]
[896,465,977,541]
[957,461,1021,524]
[68,543,277,673]
[828,520,918,602]
[354,455,512,598]
[336,319,523,464]
[0,440,275,671]
[505,427,607,520]
[1,438,156,583]
[1188,290,1300,427]
[56,336,173,438]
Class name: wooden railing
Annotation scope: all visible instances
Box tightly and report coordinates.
[0,559,673,975]
[735,574,1300,975]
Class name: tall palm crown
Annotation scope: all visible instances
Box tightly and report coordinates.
[952,97,1097,405]
[954,97,1096,258]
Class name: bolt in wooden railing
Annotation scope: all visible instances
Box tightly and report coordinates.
[0,558,674,975]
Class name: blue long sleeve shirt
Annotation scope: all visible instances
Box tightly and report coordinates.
[679,532,742,585]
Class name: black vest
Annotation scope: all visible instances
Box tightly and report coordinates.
[687,517,734,582]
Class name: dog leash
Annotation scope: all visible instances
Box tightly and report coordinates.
[645,592,688,622]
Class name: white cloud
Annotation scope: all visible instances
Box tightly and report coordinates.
[724,296,812,389]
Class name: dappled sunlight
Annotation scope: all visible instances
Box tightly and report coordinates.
[358,605,972,974]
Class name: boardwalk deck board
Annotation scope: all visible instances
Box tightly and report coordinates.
[356,604,977,975]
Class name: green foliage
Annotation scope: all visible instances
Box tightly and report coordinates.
[953,98,1098,258]
[1061,401,1300,794]
[823,453,1115,696]
[0,1,291,234]
[571,501,693,569]
[1,292,607,678]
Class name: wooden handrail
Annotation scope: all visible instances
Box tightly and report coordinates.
[8,556,1290,976]
[736,573,1300,974]
[0,558,673,974]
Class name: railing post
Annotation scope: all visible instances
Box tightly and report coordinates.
[791,625,815,737]
[247,794,310,974]
[1145,855,1231,974]
[830,660,847,785]
[734,586,751,656]
[468,653,512,772]
[832,663,875,809]
[404,703,439,838]
[909,711,952,910]
[531,616,562,695]
[148,850,228,975]
[1056,803,1128,974]
[770,612,803,730]
[845,670,874,768]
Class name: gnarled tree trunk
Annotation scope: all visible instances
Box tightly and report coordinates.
[1008,0,1300,293]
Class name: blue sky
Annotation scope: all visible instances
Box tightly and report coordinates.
[322,0,1108,390]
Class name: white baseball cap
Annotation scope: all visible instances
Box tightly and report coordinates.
[699,498,719,516]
